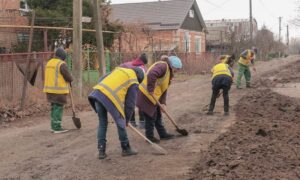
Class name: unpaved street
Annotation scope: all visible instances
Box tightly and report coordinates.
[0,56,299,180]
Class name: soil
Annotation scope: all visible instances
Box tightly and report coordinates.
[188,59,300,179]
[0,56,299,180]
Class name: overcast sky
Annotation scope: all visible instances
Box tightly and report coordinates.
[111,0,300,41]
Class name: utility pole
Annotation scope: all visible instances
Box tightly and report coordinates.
[72,0,83,98]
[93,0,105,76]
[278,17,282,43]
[249,0,253,45]
[286,25,289,46]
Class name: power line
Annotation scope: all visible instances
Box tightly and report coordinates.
[205,0,233,15]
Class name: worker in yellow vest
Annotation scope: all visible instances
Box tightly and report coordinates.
[88,67,144,159]
[136,55,182,143]
[207,55,234,116]
[43,48,73,133]
[236,47,257,89]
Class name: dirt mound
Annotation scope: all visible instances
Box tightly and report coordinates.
[188,89,300,179]
[0,102,91,127]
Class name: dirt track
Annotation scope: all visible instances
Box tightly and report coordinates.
[0,56,299,180]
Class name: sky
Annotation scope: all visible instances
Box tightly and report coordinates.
[110,0,300,41]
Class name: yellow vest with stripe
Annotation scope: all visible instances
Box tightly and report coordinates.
[43,58,69,94]
[211,63,232,79]
[93,67,138,118]
[238,50,253,66]
[139,61,170,105]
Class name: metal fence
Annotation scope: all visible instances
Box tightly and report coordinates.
[0,51,219,105]
[0,52,53,105]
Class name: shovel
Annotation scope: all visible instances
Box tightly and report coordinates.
[202,90,223,111]
[69,85,81,129]
[128,124,167,155]
[150,94,188,136]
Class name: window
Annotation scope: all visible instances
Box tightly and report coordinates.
[189,10,194,18]
[183,32,191,52]
[20,1,26,9]
[195,36,201,54]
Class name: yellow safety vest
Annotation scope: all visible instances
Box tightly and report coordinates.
[211,63,232,79]
[139,61,170,105]
[43,58,69,94]
[93,67,138,118]
[238,50,253,66]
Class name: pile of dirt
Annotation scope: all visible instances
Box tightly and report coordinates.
[188,89,300,179]
[0,103,50,123]
[0,102,91,126]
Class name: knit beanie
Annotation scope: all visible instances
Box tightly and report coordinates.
[55,47,67,60]
[133,67,144,83]
[168,56,182,69]
[139,53,148,65]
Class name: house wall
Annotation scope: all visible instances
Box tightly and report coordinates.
[117,29,206,53]
[0,0,28,52]
[0,0,19,9]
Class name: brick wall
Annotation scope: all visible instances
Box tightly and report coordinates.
[0,0,28,51]
[0,0,19,9]
[117,29,206,53]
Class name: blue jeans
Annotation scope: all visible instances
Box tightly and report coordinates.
[95,101,129,148]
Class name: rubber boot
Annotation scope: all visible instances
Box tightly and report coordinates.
[98,143,107,159]
[246,82,251,88]
[121,142,138,157]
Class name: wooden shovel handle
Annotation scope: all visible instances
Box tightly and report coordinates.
[128,124,155,145]
[69,84,76,116]
[150,94,179,129]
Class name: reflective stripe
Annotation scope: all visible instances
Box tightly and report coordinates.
[114,79,138,93]
[55,61,63,87]
[140,83,147,91]
[98,83,124,110]
[97,79,138,110]
[44,86,69,90]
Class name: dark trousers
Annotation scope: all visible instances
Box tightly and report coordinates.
[209,77,231,113]
[130,110,145,123]
[143,107,168,138]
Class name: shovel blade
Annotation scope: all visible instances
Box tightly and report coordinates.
[72,116,81,129]
[176,128,188,136]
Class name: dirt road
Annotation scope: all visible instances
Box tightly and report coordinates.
[0,56,299,180]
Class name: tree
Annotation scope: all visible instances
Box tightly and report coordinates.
[14,0,122,52]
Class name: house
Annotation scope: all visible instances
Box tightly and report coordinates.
[110,0,207,53]
[205,19,258,52]
[0,0,29,53]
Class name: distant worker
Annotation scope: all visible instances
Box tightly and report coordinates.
[207,55,235,116]
[120,53,148,129]
[236,47,258,89]
[88,67,144,159]
[136,55,182,143]
[43,48,73,133]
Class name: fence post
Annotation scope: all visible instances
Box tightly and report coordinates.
[20,11,35,109]
[10,61,14,101]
